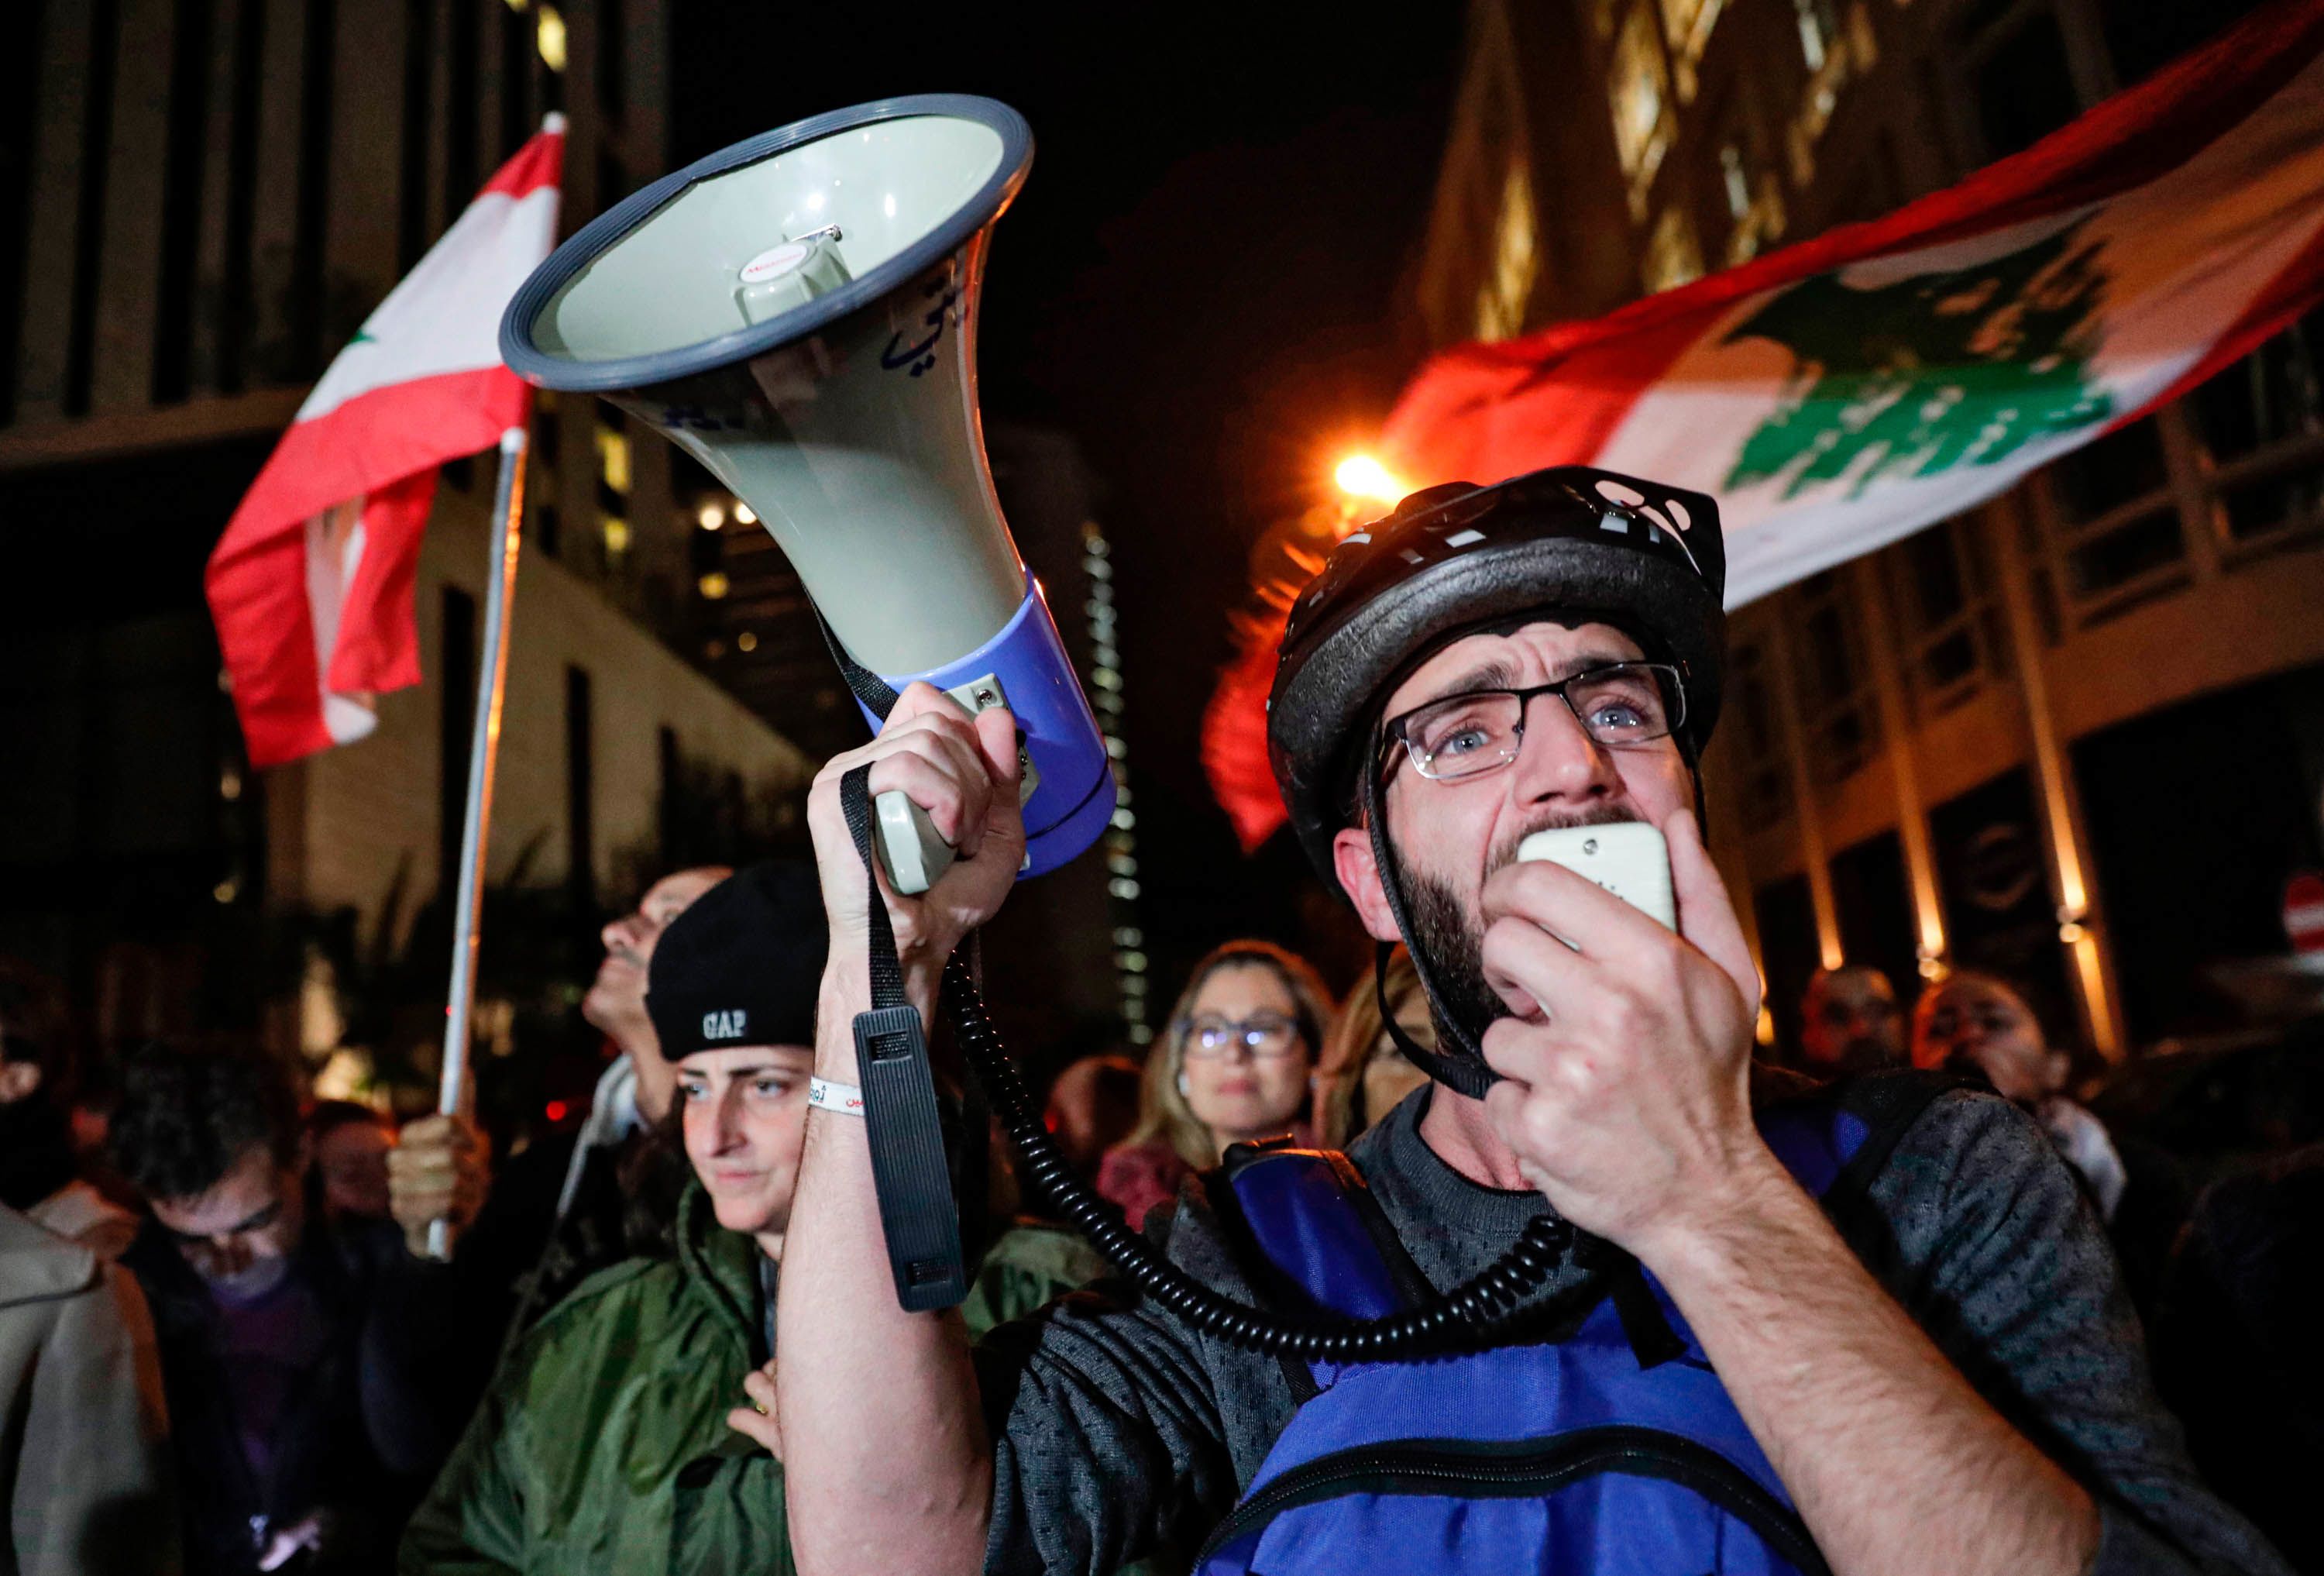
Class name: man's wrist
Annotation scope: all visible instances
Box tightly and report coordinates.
[816,958,942,1080]
[1630,1140,1822,1288]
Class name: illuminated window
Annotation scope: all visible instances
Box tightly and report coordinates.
[1717,135,1787,265]
[1786,0,1875,186]
[1474,160,1538,342]
[1607,1,1676,220]
[1794,0,1841,70]
[601,515,631,556]
[594,422,631,495]
[1659,0,1728,103]
[1642,205,1704,294]
[536,5,567,71]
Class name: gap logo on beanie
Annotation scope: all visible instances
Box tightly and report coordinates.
[647,862,830,1060]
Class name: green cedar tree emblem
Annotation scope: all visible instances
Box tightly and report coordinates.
[1721,218,2116,498]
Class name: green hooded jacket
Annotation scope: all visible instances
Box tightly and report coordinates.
[399,1185,1105,1576]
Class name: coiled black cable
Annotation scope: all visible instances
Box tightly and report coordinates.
[941,951,1578,1359]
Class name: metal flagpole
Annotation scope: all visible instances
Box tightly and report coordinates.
[428,425,529,1260]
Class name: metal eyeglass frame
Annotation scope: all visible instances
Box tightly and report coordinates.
[1175,1013,1305,1061]
[1379,661,1690,783]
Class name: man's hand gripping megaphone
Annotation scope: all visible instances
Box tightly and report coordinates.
[806,681,1026,1017]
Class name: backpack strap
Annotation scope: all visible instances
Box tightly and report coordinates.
[1220,1141,1420,1320]
[1218,1141,1437,1400]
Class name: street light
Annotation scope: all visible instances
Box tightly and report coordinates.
[1335,453,1404,506]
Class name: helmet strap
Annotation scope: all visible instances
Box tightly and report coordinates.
[1360,732,1501,1102]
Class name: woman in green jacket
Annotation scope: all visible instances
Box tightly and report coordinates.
[399,863,1104,1576]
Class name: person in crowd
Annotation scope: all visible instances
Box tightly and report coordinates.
[1042,1054,1146,1180]
[113,1041,462,1576]
[308,1103,394,1228]
[1096,941,1332,1229]
[1796,963,1906,1075]
[1910,970,2128,1215]
[1318,945,1436,1144]
[401,863,1102,1576]
[387,865,729,1342]
[0,963,139,1260]
[1913,969,2191,1316]
[774,468,2286,1576]
[2,1199,177,1576]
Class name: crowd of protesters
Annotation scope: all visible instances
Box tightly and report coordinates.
[5,866,2319,1573]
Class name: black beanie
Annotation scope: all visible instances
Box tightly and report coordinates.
[645,862,830,1059]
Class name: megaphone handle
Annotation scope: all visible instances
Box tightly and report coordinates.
[875,790,957,896]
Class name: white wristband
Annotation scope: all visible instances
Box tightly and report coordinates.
[809,1077,865,1117]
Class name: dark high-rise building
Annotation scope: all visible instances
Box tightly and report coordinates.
[0,0,813,1085]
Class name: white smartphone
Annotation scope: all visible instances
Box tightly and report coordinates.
[1515,822,1678,932]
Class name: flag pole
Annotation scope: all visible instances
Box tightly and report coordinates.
[428,425,528,1261]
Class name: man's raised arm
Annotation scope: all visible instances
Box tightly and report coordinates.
[778,683,1026,1576]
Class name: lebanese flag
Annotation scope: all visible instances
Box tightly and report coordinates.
[1205,0,2324,852]
[206,118,564,768]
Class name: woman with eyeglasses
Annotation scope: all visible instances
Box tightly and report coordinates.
[1096,941,1336,1229]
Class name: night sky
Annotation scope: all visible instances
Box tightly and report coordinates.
[669,8,1466,985]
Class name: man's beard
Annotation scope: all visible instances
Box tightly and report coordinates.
[1400,805,1638,1052]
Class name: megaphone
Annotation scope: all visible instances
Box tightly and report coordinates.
[500,95,1114,895]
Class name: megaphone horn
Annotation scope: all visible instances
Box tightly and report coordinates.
[500,95,1116,896]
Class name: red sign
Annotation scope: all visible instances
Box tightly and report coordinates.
[2286,871,2324,955]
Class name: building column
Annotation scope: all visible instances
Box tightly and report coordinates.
[1702,727,1778,1048]
[1982,503,2130,1059]
[1848,557,1948,982]
[1762,600,1844,971]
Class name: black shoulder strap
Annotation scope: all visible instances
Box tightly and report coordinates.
[1813,1068,1978,1268]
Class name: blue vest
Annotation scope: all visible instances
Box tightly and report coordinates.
[1194,1087,1923,1576]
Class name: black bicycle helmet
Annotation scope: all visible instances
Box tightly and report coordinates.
[1267,465,1729,894]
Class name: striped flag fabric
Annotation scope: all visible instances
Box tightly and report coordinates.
[1205,0,2324,852]
[206,117,565,768]
[1380,0,2324,604]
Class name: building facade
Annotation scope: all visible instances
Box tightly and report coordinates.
[0,0,815,1081]
[1415,0,2324,1058]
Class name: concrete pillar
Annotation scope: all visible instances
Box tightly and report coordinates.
[1982,502,2129,1059]
[1762,597,1845,970]
[1848,555,1948,981]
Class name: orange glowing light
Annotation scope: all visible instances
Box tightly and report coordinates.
[1335,454,1404,505]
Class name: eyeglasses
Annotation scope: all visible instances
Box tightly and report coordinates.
[1178,1013,1304,1060]
[1383,662,1687,783]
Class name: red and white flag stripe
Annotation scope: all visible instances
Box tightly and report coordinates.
[1205,0,2324,851]
[1379,0,2324,603]
[206,118,564,767]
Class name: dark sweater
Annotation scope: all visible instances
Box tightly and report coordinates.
[972,1079,2290,1576]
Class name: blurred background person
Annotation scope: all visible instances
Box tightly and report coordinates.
[1912,969,2186,1313]
[1913,970,2125,1213]
[0,962,139,1262]
[113,1042,463,1576]
[308,1103,394,1230]
[1041,1053,1146,1182]
[1098,941,1332,1229]
[387,865,729,1347]
[403,864,1098,1576]
[1318,946,1435,1146]
[2,1198,177,1576]
[1797,964,1908,1076]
